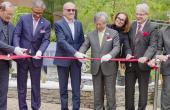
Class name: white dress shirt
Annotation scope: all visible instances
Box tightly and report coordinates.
[136,20,147,34]
[64,17,75,40]
[32,16,40,35]
[98,28,106,47]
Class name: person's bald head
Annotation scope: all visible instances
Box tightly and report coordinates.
[63,2,76,21]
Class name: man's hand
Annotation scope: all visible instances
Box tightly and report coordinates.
[74,51,87,63]
[4,54,12,60]
[126,54,134,60]
[101,54,112,63]
[138,57,148,63]
[148,59,156,67]
[156,55,168,62]
[33,50,42,59]
[14,47,27,56]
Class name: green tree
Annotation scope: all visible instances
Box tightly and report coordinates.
[75,0,170,33]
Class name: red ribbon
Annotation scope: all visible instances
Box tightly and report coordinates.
[0,55,138,62]
[0,55,158,70]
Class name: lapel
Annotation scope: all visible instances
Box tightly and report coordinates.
[62,18,73,40]
[142,20,149,33]
[74,21,78,40]
[0,19,7,39]
[100,28,109,50]
[33,18,44,37]
[28,15,34,37]
[93,30,100,50]
[8,23,13,44]
[132,22,137,44]
[0,18,13,44]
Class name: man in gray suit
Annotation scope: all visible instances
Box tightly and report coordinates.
[125,3,158,110]
[79,12,120,110]
[0,2,26,110]
[148,16,170,110]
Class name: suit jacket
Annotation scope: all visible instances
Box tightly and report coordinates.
[53,17,84,67]
[79,27,120,76]
[13,14,51,67]
[0,18,15,54]
[156,26,170,75]
[127,20,158,71]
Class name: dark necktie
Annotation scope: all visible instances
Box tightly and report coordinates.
[3,23,9,42]
[136,24,142,35]
[134,24,142,44]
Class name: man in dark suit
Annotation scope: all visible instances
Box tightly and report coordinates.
[53,2,85,110]
[148,16,170,110]
[0,2,27,110]
[79,12,120,110]
[125,3,158,110]
[13,0,51,110]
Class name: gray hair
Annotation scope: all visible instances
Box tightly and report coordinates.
[136,3,149,14]
[0,1,14,11]
[94,12,108,23]
[32,0,46,9]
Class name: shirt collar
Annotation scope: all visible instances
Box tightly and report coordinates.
[32,15,40,22]
[64,16,75,23]
[137,19,147,29]
[98,28,106,34]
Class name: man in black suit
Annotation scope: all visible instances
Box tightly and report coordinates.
[125,3,158,110]
[0,2,26,110]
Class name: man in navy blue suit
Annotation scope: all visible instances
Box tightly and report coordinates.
[53,2,85,110]
[13,0,51,110]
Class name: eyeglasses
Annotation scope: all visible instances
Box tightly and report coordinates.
[116,16,125,22]
[64,9,76,12]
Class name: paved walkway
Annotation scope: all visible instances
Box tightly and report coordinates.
[8,98,160,110]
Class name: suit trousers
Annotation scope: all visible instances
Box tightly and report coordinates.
[161,75,170,110]
[92,67,117,110]
[57,61,81,110]
[0,60,9,110]
[17,59,41,110]
[125,63,150,110]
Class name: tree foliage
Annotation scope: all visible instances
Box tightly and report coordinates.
[75,0,170,33]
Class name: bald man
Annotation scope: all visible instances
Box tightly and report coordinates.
[53,2,85,110]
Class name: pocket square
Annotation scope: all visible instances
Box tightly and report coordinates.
[40,29,46,33]
[106,35,112,41]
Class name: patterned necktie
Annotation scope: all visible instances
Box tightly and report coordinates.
[136,24,142,35]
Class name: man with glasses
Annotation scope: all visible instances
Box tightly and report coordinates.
[0,2,26,110]
[13,0,51,109]
[125,3,158,110]
[53,2,85,110]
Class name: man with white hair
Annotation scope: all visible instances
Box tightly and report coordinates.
[13,0,51,109]
[125,3,158,110]
[0,1,27,110]
[79,12,120,110]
